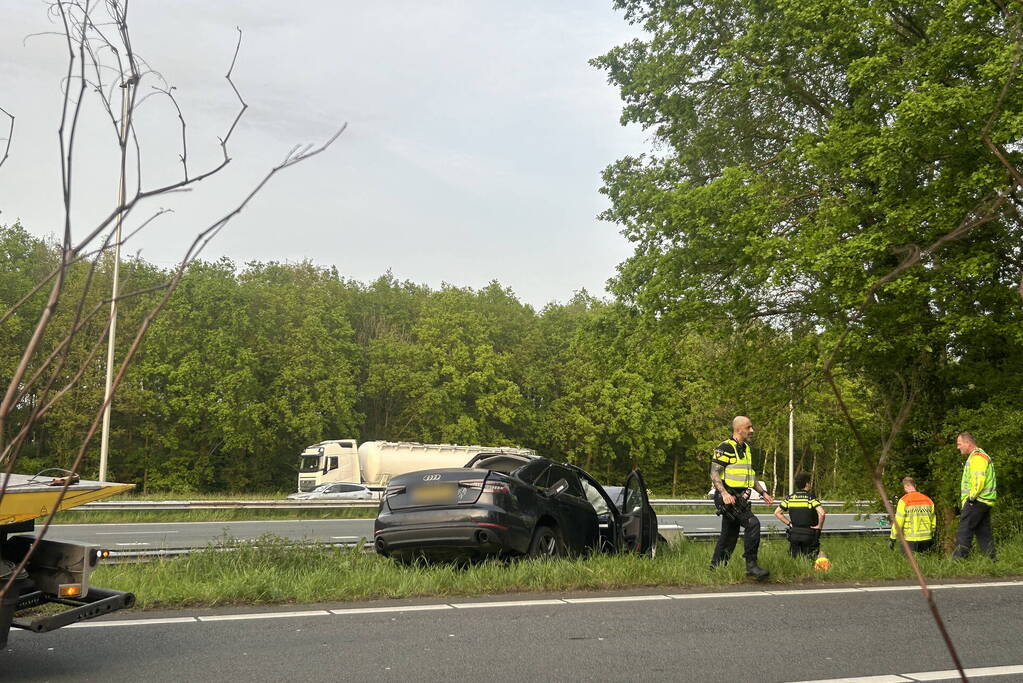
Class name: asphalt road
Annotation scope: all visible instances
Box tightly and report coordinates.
[4,581,1022,682]
[39,513,887,550]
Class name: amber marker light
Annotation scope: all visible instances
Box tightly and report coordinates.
[59,584,83,598]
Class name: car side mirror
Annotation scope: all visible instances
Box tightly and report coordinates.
[547,479,569,496]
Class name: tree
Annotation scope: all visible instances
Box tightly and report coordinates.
[593,0,1023,502]
[596,3,1023,674]
[1,0,342,601]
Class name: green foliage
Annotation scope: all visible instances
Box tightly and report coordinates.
[0,222,889,498]
[593,0,1023,507]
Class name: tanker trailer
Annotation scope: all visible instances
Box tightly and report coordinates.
[358,441,535,488]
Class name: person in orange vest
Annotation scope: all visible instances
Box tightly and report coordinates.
[889,477,935,553]
[953,432,997,559]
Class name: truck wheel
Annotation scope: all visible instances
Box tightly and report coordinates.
[527,525,564,558]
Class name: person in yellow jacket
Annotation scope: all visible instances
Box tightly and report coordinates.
[889,477,935,553]
[710,416,774,579]
[952,432,997,559]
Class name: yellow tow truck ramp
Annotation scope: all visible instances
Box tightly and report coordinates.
[0,473,134,525]
[1,472,136,647]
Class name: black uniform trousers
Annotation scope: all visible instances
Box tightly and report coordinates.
[787,526,819,558]
[710,490,760,566]
[953,500,996,559]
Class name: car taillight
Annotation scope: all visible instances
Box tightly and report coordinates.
[459,479,510,494]
[384,486,406,497]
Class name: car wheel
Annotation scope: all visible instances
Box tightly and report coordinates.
[527,524,564,558]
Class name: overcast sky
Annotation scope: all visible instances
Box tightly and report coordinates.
[0,2,648,309]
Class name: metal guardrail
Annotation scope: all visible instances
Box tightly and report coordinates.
[79,500,381,510]
[78,498,875,511]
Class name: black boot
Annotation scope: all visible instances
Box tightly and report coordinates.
[709,550,730,571]
[746,560,769,580]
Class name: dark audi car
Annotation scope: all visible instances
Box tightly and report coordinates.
[373,453,657,562]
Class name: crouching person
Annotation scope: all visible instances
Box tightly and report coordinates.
[889,477,935,553]
[774,472,825,558]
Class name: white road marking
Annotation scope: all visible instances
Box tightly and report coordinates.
[198,610,331,622]
[50,580,1023,631]
[329,536,361,541]
[69,617,198,628]
[777,588,863,595]
[669,591,773,599]
[789,664,1023,682]
[330,605,452,615]
[905,664,1023,680]
[932,581,1021,589]
[452,599,565,609]
[790,676,910,682]
[562,595,671,604]
[95,531,179,535]
[114,542,150,546]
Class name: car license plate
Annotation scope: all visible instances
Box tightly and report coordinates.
[411,483,456,504]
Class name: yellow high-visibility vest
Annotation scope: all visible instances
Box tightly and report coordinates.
[714,439,755,489]
[960,449,996,507]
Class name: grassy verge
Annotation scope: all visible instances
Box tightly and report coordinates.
[91,534,1023,610]
[56,503,878,525]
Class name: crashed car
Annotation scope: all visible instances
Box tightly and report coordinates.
[287,482,374,500]
[373,452,657,562]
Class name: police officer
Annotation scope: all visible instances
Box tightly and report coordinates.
[889,477,935,553]
[773,472,824,558]
[953,432,997,559]
[710,416,774,578]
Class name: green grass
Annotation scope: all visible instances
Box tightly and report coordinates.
[90,534,1023,610]
[55,503,875,525]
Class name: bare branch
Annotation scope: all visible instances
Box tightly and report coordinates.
[813,184,1011,683]
[154,85,189,180]
[1,0,347,608]
[0,105,13,169]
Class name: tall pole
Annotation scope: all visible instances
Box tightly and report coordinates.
[788,400,795,494]
[99,81,131,482]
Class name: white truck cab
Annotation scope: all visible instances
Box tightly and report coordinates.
[297,440,360,492]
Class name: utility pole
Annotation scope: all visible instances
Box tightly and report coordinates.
[99,79,133,482]
[788,400,795,495]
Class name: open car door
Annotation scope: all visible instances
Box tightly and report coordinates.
[620,470,656,555]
